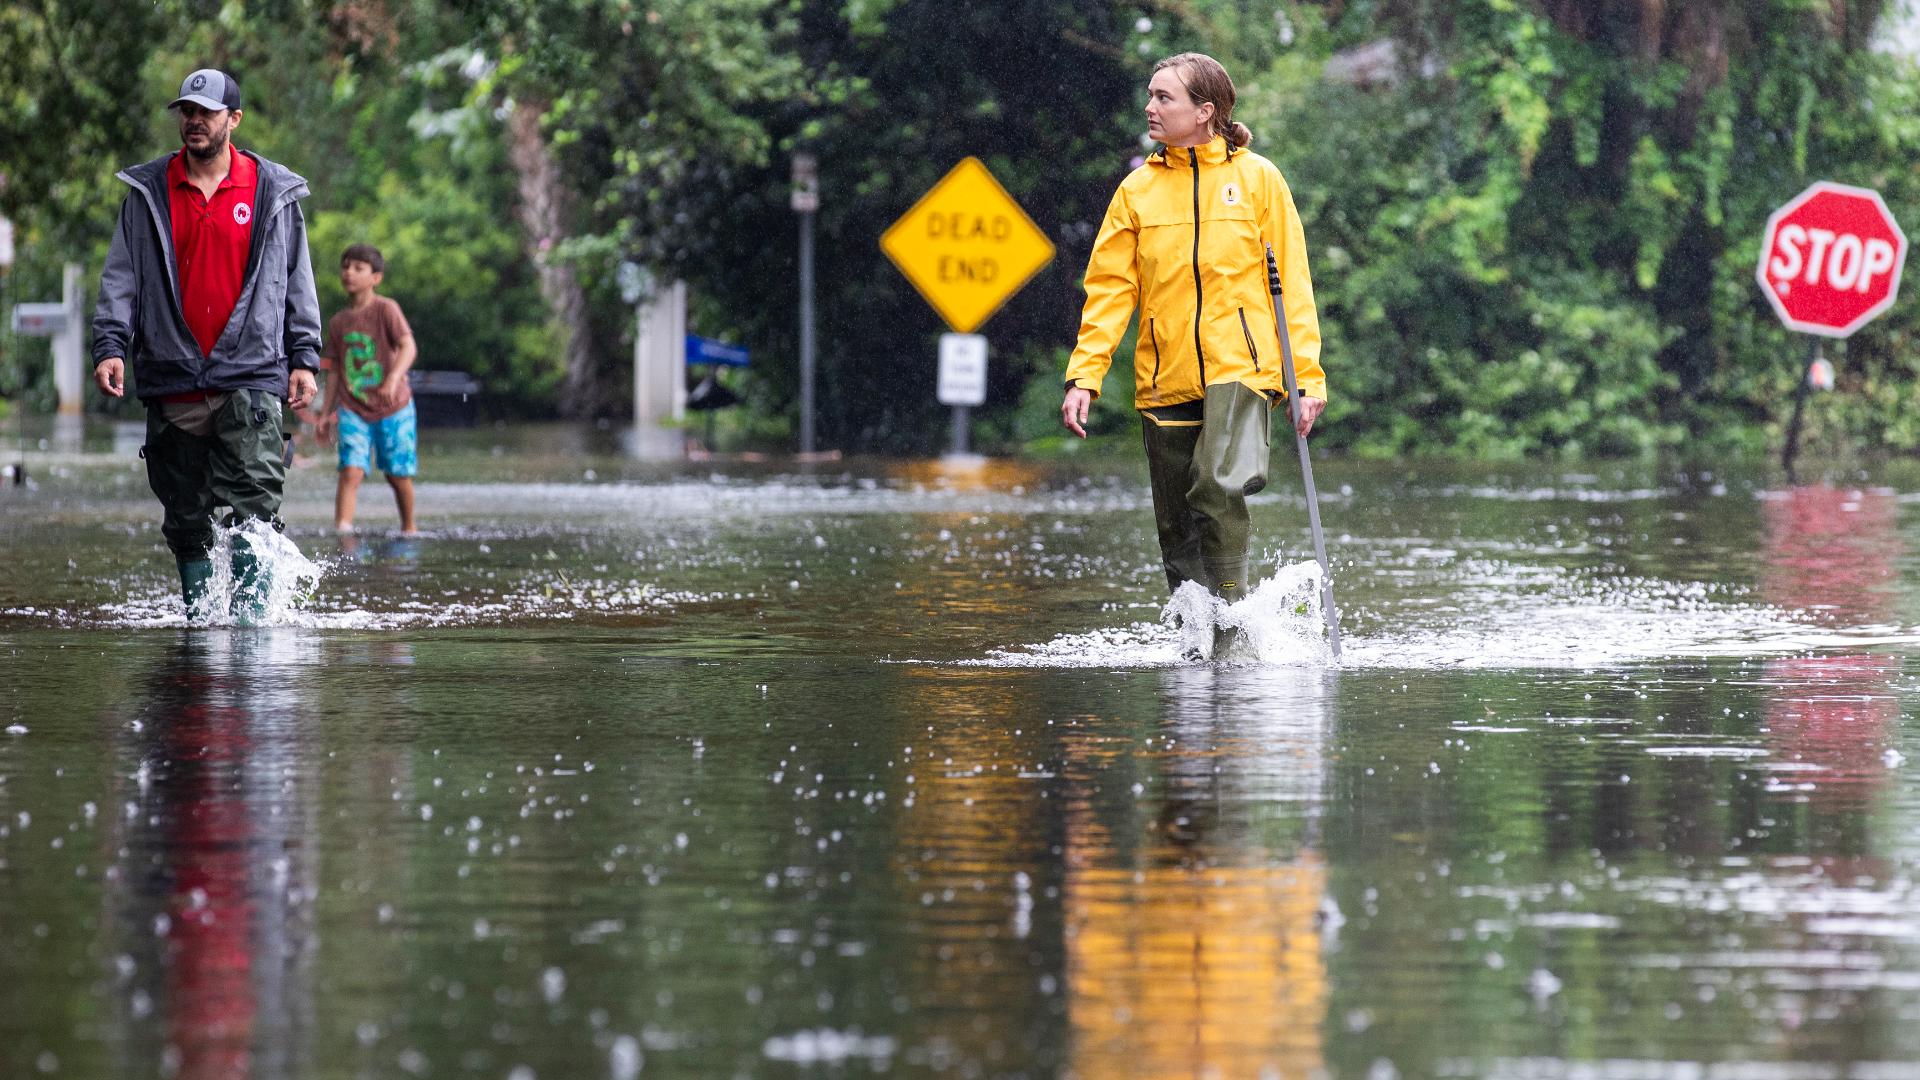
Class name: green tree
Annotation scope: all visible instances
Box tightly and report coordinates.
[451,0,815,416]
[1235,0,1920,456]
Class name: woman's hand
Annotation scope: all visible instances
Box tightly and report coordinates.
[1061,386,1093,439]
[1290,395,1326,438]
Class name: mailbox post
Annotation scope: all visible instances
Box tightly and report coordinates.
[9,263,86,415]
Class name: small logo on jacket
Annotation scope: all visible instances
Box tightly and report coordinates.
[1221,182,1241,206]
[233,203,252,225]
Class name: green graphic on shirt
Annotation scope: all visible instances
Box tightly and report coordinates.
[343,330,383,401]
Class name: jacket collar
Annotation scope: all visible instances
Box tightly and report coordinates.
[1152,135,1235,168]
[119,149,308,216]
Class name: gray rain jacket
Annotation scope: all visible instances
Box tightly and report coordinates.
[91,149,322,400]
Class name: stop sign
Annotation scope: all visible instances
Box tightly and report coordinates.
[1756,181,1907,338]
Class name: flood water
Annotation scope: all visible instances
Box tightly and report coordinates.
[4,424,1920,1078]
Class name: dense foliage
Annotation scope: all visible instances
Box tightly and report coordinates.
[2,0,1917,458]
[1239,0,1920,457]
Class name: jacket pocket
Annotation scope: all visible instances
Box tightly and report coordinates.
[1147,318,1163,389]
[246,235,290,353]
[1237,307,1260,372]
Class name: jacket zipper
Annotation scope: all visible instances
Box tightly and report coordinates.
[1148,318,1162,388]
[1238,307,1260,372]
[123,172,191,337]
[1189,147,1206,386]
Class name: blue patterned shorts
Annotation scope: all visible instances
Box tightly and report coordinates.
[337,400,418,478]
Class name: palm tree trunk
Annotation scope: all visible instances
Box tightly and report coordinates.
[506,97,600,417]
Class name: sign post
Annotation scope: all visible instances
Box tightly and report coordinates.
[880,157,1054,454]
[1755,181,1908,475]
[937,332,987,454]
[792,152,820,456]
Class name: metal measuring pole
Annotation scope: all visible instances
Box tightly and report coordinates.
[1265,243,1343,660]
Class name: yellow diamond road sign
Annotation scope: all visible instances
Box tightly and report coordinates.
[880,157,1055,334]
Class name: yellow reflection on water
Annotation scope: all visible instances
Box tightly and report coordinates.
[886,456,1050,493]
[1062,855,1326,1078]
[1059,669,1332,1079]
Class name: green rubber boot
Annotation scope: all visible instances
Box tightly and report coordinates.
[1207,554,1250,659]
[230,535,268,627]
[178,558,215,624]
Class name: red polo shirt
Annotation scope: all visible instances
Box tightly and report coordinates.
[168,147,258,358]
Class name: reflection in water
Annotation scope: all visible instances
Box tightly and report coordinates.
[886,456,1051,495]
[1062,668,1333,1078]
[8,458,1920,1075]
[1760,486,1902,811]
[886,666,1066,1070]
[110,633,318,1079]
[880,458,1057,642]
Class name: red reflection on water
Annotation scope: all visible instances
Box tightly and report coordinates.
[116,638,318,1079]
[1759,486,1901,811]
[159,661,260,1079]
[1759,485,1899,623]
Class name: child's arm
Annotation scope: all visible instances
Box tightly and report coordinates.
[379,331,417,403]
[312,361,341,444]
[309,320,340,435]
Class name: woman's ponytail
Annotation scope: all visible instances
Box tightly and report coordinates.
[1225,121,1253,148]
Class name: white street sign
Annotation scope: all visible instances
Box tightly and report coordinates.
[937,333,987,407]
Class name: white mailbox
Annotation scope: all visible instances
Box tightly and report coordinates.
[11,264,87,415]
[12,303,70,336]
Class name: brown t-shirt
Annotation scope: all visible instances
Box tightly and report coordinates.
[321,296,414,422]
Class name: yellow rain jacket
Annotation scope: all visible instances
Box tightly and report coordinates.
[1066,136,1324,410]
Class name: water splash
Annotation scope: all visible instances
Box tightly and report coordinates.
[1169,561,1332,664]
[187,520,325,628]
[970,560,1334,668]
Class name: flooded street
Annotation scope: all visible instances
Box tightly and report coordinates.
[4,429,1920,1077]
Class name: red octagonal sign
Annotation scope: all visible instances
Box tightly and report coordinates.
[1756,181,1908,338]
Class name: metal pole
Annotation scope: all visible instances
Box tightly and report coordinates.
[949,405,969,455]
[798,210,816,455]
[1265,244,1343,660]
[1781,336,1820,481]
[793,152,820,457]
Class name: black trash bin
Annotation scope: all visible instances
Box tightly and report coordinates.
[407,370,482,427]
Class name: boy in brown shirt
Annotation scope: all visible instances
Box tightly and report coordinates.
[317,244,419,533]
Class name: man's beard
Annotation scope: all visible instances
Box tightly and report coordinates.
[184,126,229,162]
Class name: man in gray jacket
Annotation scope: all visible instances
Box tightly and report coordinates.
[92,68,321,624]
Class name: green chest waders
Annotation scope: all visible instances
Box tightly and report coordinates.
[1141,383,1273,601]
[145,389,288,624]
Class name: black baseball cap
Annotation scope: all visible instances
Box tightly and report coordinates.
[169,68,241,112]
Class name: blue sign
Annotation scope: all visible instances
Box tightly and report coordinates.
[687,334,749,367]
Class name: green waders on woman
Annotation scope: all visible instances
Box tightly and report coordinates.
[1142,382,1277,603]
[1144,382,1285,655]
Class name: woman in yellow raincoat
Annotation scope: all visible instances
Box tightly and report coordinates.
[1062,52,1325,616]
